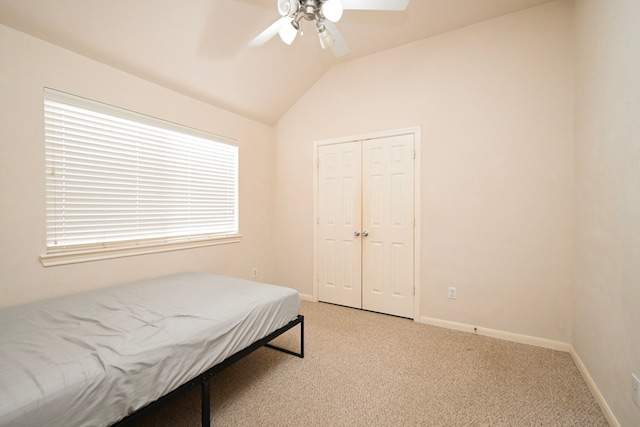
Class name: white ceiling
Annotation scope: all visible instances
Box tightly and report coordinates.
[0,0,555,125]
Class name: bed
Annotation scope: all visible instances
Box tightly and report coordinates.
[0,272,303,427]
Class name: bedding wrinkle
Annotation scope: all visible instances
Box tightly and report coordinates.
[0,310,108,427]
[0,272,300,427]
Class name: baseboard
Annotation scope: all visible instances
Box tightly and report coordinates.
[299,293,314,302]
[419,316,569,352]
[419,316,621,424]
[569,345,620,427]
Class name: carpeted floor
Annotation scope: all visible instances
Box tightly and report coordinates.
[133,301,608,426]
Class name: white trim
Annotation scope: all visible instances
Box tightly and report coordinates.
[312,144,320,303]
[412,127,421,321]
[40,234,242,266]
[569,345,621,427]
[419,316,570,352]
[299,293,315,302]
[416,315,620,425]
[312,126,421,320]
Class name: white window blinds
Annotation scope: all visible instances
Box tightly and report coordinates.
[44,88,239,255]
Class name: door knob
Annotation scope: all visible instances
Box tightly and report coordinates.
[354,231,361,237]
[362,230,369,237]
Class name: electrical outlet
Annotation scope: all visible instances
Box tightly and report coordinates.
[448,286,457,300]
[633,373,640,407]
[251,267,258,279]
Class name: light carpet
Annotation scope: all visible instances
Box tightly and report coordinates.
[133,300,608,426]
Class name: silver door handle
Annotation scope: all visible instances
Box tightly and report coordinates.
[362,230,369,237]
[354,231,361,237]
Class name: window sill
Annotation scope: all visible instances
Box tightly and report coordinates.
[39,234,242,267]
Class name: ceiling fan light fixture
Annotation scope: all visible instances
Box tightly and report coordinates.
[277,0,299,17]
[279,19,298,45]
[317,23,335,49]
[322,0,344,22]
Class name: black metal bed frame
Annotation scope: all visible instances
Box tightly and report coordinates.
[113,314,304,427]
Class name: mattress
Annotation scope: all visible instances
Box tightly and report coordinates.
[0,272,300,427]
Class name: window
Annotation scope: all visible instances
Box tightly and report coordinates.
[42,88,239,266]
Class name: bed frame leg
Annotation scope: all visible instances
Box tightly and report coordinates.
[112,316,303,427]
[201,378,211,427]
[301,317,305,358]
[264,315,304,358]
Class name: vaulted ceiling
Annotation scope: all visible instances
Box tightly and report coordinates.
[0,0,555,125]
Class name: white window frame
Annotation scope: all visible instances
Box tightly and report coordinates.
[40,88,240,267]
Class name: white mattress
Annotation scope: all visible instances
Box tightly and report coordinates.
[0,272,300,427]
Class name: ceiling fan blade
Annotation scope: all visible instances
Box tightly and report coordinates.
[249,16,289,47]
[324,21,351,57]
[341,0,409,11]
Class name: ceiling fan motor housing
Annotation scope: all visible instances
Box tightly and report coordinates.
[278,0,325,20]
[303,0,320,20]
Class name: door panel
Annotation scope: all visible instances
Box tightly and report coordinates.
[318,143,362,309]
[317,134,414,318]
[362,134,414,318]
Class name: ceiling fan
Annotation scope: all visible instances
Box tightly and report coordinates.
[249,0,410,57]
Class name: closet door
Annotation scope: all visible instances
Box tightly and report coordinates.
[318,142,362,309]
[361,134,414,318]
[317,134,415,318]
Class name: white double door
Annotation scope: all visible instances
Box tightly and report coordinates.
[317,134,415,318]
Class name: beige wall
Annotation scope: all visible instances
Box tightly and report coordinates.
[274,1,575,343]
[573,0,640,425]
[0,24,276,308]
